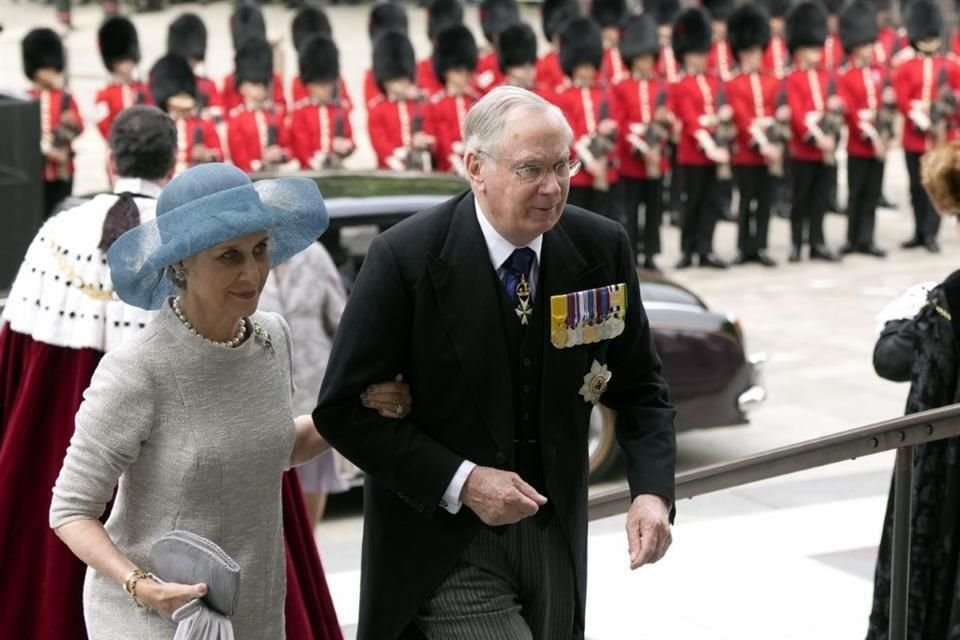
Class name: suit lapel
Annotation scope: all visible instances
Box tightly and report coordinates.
[427,195,514,452]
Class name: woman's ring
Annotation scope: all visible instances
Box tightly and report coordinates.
[395,404,404,417]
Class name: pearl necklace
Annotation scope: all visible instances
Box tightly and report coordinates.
[172,297,247,348]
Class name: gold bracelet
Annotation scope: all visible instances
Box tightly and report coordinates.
[122,569,151,609]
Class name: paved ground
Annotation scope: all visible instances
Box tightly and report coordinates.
[4,2,959,638]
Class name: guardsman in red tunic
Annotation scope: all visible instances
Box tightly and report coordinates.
[536,0,576,100]
[894,0,956,253]
[22,28,83,218]
[94,16,148,142]
[872,0,904,65]
[362,2,409,110]
[556,17,620,217]
[670,8,729,269]
[837,0,890,258]
[150,53,223,175]
[417,0,464,99]
[226,38,292,174]
[290,35,355,171]
[427,25,479,175]
[368,32,436,170]
[785,1,843,262]
[593,0,629,86]
[760,0,792,80]
[167,13,224,124]
[497,23,540,92]
[727,4,784,267]
[613,14,671,271]
[820,0,847,73]
[221,3,287,120]
[288,6,354,114]
[475,0,519,95]
[646,0,681,85]
[703,0,735,83]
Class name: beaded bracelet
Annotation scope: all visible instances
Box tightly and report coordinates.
[122,568,154,609]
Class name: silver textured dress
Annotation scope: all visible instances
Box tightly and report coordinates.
[50,302,296,639]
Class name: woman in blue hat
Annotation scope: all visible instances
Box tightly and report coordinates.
[47,163,411,639]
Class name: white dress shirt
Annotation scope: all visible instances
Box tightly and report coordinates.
[438,198,544,514]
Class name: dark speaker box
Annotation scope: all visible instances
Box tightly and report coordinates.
[0,95,43,293]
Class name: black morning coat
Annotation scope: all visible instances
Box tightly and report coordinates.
[313,190,677,639]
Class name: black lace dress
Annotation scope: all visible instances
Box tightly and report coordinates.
[867,270,960,639]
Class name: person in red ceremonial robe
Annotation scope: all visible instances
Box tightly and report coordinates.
[644,0,682,223]
[221,3,287,120]
[613,14,671,272]
[760,0,792,80]
[227,38,293,174]
[556,16,620,217]
[727,3,783,267]
[670,7,729,269]
[536,0,576,100]
[785,1,843,263]
[149,54,223,175]
[497,22,540,92]
[362,2,409,109]
[837,0,890,258]
[368,31,436,170]
[417,0,464,98]
[822,0,846,73]
[893,0,957,253]
[593,0,629,86]
[289,6,354,114]
[474,0,519,95]
[22,28,83,219]
[427,25,479,174]
[290,35,356,170]
[94,16,149,143]
[167,13,223,124]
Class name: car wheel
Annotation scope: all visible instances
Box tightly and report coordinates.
[588,405,620,479]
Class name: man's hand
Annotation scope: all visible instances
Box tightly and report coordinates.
[461,466,547,527]
[626,493,672,570]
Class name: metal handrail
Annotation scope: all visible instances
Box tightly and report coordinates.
[587,403,960,640]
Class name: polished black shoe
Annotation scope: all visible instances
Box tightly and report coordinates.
[732,252,750,265]
[755,250,777,267]
[675,254,694,269]
[840,243,857,255]
[720,209,738,222]
[901,237,924,249]
[699,253,729,269]
[809,245,841,262]
[877,194,896,209]
[925,239,941,253]
[859,244,888,258]
[642,257,661,273]
[774,206,791,219]
[788,246,802,263]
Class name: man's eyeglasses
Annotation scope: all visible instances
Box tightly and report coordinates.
[477,150,582,184]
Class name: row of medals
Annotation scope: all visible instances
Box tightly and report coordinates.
[552,315,626,349]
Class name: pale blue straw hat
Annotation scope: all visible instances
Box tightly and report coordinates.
[108,163,329,310]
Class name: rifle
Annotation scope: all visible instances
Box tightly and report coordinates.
[713,87,736,180]
[762,89,792,177]
[406,101,432,172]
[626,87,670,179]
[191,121,206,166]
[51,91,81,180]
[875,74,898,156]
[585,99,616,191]
[818,76,845,166]
[930,63,957,146]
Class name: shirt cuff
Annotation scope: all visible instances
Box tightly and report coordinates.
[439,460,477,514]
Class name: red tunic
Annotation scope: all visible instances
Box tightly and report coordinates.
[221,72,288,120]
[290,75,354,113]
[838,64,886,158]
[536,50,566,99]
[367,96,432,169]
[473,50,504,95]
[361,68,385,109]
[226,105,292,173]
[290,100,355,170]
[708,39,735,82]
[172,115,223,175]
[612,75,669,178]
[417,58,445,97]
[656,43,680,85]
[820,33,845,73]
[555,83,619,187]
[727,70,781,166]
[670,73,722,165]
[893,54,960,153]
[195,75,224,122]
[602,46,628,86]
[426,91,477,173]
[762,35,790,80]
[873,28,904,66]
[28,88,84,182]
[787,67,830,161]
[93,81,150,139]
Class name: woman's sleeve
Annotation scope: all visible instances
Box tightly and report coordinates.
[873,319,918,382]
[49,347,156,529]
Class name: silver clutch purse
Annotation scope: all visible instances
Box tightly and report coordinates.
[148,530,241,617]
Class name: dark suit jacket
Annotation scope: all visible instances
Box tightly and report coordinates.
[313,191,676,640]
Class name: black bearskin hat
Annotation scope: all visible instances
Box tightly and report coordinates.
[559,17,604,76]
[498,22,538,72]
[373,30,416,91]
[428,0,464,40]
[644,0,681,27]
[230,2,266,50]
[292,7,332,54]
[728,4,772,58]
[234,37,273,87]
[434,24,479,79]
[591,0,627,28]
[759,0,794,19]
[149,53,197,111]
[904,0,944,47]
[822,0,846,16]
[22,28,64,79]
[839,0,877,53]
[298,34,340,84]
[702,0,735,22]
[870,0,892,12]
[786,1,827,53]
[672,7,712,59]
[167,13,207,62]
[481,0,520,43]
[98,16,141,71]
[369,2,408,41]
[543,0,579,42]
[620,14,660,64]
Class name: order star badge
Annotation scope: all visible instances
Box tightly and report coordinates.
[579,360,612,405]
[515,275,533,326]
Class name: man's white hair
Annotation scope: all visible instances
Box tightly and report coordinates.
[463,86,573,156]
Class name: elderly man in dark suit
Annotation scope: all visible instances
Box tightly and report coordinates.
[313,86,676,640]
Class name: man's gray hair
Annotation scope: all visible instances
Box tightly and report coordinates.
[463,86,572,156]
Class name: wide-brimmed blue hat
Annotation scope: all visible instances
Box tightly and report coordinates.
[108,163,329,310]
